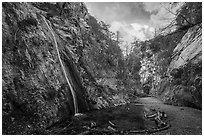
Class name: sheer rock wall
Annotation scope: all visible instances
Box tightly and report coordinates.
[2,2,94,132]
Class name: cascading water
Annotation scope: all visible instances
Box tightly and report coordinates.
[42,15,79,114]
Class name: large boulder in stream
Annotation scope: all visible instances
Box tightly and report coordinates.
[2,2,98,133]
[159,24,202,109]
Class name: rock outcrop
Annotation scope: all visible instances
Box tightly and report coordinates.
[168,24,202,70]
[2,3,132,134]
[159,24,202,109]
[2,2,95,133]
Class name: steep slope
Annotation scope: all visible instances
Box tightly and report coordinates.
[159,23,202,109]
[2,2,131,134]
[168,24,202,70]
[2,2,93,133]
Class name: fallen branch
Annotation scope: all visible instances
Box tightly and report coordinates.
[77,122,170,135]
[108,121,116,127]
[78,130,91,135]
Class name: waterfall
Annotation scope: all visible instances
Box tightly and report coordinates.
[42,16,79,114]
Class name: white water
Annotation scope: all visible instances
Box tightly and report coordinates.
[42,16,78,114]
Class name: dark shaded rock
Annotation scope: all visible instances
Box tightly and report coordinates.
[143,84,151,95]
[2,2,92,133]
[156,24,202,110]
[159,61,202,110]
[170,68,183,79]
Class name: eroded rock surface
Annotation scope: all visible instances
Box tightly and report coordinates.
[2,2,95,133]
[159,24,202,109]
[168,23,202,70]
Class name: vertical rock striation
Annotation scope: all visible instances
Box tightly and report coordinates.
[2,2,92,133]
[159,24,202,109]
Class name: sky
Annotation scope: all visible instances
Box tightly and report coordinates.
[85,2,183,52]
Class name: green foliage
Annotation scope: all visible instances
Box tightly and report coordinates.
[176,2,202,29]
[84,15,123,78]
[149,30,186,54]
[118,39,143,94]
[18,17,38,31]
[165,61,202,109]
[138,24,187,81]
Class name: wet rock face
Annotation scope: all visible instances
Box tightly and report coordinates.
[2,2,90,131]
[159,24,202,109]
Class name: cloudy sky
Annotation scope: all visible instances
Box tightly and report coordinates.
[85,2,183,52]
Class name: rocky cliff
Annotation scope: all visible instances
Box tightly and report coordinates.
[2,2,98,134]
[168,24,202,70]
[159,24,202,109]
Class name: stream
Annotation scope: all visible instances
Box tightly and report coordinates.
[44,97,202,135]
[2,97,201,135]
[45,103,161,135]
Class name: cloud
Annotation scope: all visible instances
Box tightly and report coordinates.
[109,21,154,42]
[86,2,155,41]
[143,2,184,28]
[85,2,184,51]
[109,21,154,52]
[86,2,151,25]
[143,2,161,13]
